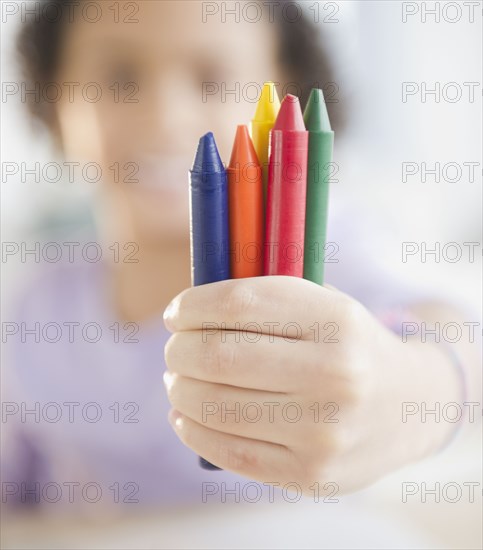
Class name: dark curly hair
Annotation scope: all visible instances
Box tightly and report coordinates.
[16,0,344,136]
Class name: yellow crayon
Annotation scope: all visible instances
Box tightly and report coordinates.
[250,82,281,201]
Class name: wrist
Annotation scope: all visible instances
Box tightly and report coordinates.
[377,305,470,458]
[398,337,464,459]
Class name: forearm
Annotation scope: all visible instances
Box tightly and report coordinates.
[400,302,481,457]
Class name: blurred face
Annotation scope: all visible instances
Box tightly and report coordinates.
[55,0,282,242]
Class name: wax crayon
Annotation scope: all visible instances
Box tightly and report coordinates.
[227,125,264,278]
[189,132,228,471]
[264,95,308,277]
[303,89,334,284]
[190,132,229,287]
[250,82,280,201]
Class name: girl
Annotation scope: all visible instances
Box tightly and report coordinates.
[3,0,479,509]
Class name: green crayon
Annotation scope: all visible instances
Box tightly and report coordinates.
[303,88,334,285]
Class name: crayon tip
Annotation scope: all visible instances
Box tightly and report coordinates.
[303,89,332,132]
[253,82,281,123]
[192,132,225,173]
[229,125,259,168]
[273,94,306,132]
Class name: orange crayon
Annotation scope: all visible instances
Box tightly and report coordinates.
[227,125,264,278]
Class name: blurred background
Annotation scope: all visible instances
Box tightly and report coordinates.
[1,1,481,549]
[2,1,481,300]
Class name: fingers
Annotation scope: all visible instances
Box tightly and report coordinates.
[165,330,319,393]
[168,409,298,482]
[163,276,343,336]
[164,372,312,446]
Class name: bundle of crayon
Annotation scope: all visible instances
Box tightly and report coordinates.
[189,83,334,470]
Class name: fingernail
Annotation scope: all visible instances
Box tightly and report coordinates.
[163,371,174,391]
[163,298,178,331]
[168,409,182,428]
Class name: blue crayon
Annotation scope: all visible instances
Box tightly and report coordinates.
[189,132,229,470]
[190,132,230,286]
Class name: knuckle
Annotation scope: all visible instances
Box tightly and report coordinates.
[215,440,259,472]
[339,298,367,336]
[328,358,373,409]
[202,382,221,409]
[331,342,352,371]
[203,384,233,418]
[203,337,236,378]
[221,281,256,316]
[336,351,373,406]
[217,403,241,429]
[341,374,372,407]
[323,426,353,455]
[298,430,353,486]
[300,455,327,486]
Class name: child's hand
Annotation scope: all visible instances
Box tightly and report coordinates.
[163,276,458,494]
